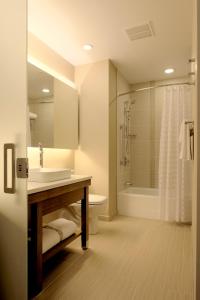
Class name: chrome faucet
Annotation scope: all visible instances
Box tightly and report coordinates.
[38,143,43,168]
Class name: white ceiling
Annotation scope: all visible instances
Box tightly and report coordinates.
[28,0,193,83]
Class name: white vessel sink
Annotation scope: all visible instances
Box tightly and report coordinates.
[28,168,71,183]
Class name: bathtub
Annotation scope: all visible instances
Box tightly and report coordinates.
[118,187,160,220]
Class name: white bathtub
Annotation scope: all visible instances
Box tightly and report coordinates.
[118,187,160,220]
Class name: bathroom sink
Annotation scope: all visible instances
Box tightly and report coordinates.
[28,168,71,183]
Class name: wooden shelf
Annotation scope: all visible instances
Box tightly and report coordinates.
[43,231,81,262]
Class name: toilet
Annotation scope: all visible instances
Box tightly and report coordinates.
[71,194,107,235]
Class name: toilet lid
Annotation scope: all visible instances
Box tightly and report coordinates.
[89,194,107,205]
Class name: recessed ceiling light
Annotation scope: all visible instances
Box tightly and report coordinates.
[42,88,50,93]
[164,68,175,74]
[83,43,93,51]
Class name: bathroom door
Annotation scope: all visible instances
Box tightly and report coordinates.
[0,1,27,300]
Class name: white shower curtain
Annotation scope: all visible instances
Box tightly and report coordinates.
[159,85,192,223]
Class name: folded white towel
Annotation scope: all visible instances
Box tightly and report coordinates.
[42,227,60,254]
[42,218,77,254]
[179,120,192,160]
[47,218,77,241]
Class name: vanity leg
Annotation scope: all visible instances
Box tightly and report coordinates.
[29,203,43,295]
[81,186,89,250]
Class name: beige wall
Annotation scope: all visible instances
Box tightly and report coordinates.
[109,61,117,217]
[75,60,109,216]
[75,60,118,219]
[28,32,74,82]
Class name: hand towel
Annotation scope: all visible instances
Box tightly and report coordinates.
[179,120,192,160]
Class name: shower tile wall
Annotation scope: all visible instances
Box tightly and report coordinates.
[131,88,152,187]
[130,83,163,188]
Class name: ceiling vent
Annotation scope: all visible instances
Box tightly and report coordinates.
[125,22,154,41]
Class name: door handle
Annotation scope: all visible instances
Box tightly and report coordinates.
[4,143,15,194]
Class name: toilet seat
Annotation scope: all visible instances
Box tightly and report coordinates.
[89,194,106,205]
[77,194,106,205]
[71,194,106,234]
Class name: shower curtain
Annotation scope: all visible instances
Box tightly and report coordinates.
[159,85,192,222]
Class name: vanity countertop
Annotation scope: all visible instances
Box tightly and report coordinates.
[28,174,92,195]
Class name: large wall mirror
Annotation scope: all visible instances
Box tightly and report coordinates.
[27,63,78,149]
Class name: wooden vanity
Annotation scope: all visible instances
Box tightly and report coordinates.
[28,175,91,296]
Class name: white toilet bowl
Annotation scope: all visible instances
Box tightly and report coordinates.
[72,194,106,235]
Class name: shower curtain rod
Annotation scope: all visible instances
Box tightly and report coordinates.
[117,82,195,98]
